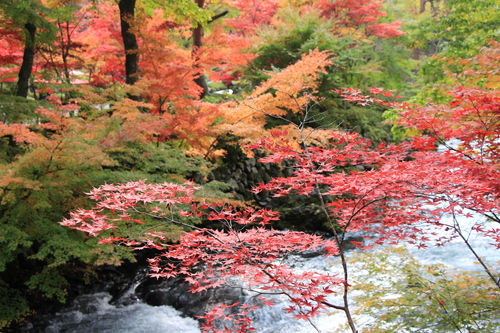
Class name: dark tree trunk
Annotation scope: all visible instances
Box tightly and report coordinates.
[420,0,426,13]
[191,3,228,99]
[192,26,209,98]
[192,0,208,99]
[16,22,37,98]
[118,0,139,88]
[412,0,429,60]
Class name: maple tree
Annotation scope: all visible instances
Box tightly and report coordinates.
[214,49,333,152]
[0,98,115,326]
[0,0,406,154]
[225,0,278,35]
[73,2,125,86]
[0,0,57,97]
[331,75,500,332]
[32,4,91,101]
[112,0,218,95]
[1,1,95,97]
[0,26,23,84]
[60,72,500,332]
[190,0,234,97]
[313,0,404,38]
[109,0,209,88]
[58,2,253,155]
[60,181,347,331]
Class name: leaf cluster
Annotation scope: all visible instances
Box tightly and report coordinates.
[406,0,500,101]
[61,180,342,329]
[350,246,500,332]
[0,94,50,125]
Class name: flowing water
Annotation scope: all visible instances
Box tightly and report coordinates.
[20,208,498,333]
[37,293,200,333]
[23,209,498,333]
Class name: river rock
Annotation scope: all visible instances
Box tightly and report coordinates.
[137,277,244,318]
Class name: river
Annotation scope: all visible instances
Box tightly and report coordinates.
[18,205,499,333]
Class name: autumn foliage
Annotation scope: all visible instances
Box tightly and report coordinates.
[0,27,23,82]
[314,0,404,38]
[214,49,333,150]
[226,0,278,34]
[3,0,500,331]
[61,86,500,331]
[60,180,342,330]
[59,40,500,330]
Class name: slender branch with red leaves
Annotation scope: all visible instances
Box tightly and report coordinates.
[60,180,343,332]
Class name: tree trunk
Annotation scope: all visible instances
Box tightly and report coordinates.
[413,0,428,60]
[192,0,208,99]
[420,0,426,13]
[192,25,209,98]
[191,4,228,99]
[16,22,37,98]
[118,0,139,87]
